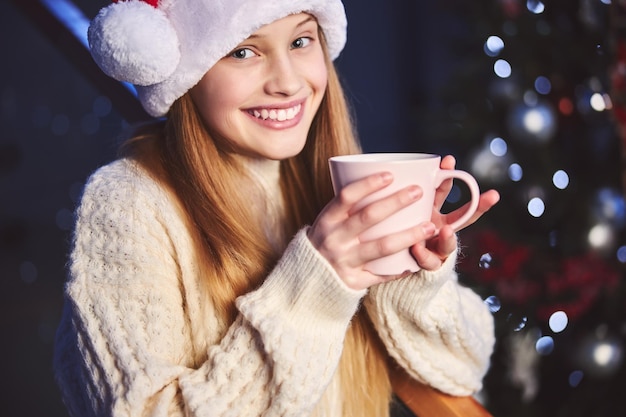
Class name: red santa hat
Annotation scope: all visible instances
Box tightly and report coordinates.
[88,0,348,117]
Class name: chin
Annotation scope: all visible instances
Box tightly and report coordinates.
[264,139,308,160]
[264,147,305,160]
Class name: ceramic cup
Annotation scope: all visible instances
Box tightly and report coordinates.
[328,153,480,275]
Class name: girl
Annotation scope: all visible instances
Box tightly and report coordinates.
[54,1,500,416]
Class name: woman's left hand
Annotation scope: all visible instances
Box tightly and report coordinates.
[410,155,500,271]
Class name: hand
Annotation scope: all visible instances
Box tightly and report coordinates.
[308,172,437,291]
[410,155,500,270]
[433,155,500,231]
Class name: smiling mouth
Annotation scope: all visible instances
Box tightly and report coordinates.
[248,103,302,122]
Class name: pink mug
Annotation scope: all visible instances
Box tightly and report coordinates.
[329,153,480,275]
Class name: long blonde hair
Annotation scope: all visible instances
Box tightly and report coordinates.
[122,29,392,417]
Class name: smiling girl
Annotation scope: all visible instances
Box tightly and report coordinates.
[53,1,500,416]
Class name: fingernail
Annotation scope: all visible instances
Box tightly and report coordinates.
[380,172,393,182]
[408,185,421,199]
[422,222,436,235]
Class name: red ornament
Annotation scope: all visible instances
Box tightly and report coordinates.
[458,229,620,324]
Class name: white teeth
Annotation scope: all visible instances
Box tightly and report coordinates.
[251,104,301,121]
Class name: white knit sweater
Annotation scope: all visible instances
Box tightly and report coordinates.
[53,158,494,417]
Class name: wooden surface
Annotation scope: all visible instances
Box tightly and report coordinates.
[390,367,494,417]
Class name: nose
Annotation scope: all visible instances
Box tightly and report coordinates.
[264,54,304,97]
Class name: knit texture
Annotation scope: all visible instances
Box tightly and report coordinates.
[53,158,494,416]
[365,251,496,395]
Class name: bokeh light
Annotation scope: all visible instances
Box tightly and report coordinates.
[494,59,512,78]
[536,336,554,355]
[479,253,494,269]
[470,146,512,183]
[484,295,502,313]
[489,137,508,156]
[593,187,626,226]
[590,93,607,111]
[508,101,557,143]
[534,76,551,95]
[508,163,523,181]
[549,311,568,333]
[558,97,574,115]
[528,197,545,217]
[588,223,615,251]
[484,35,505,57]
[617,245,626,263]
[576,331,624,378]
[508,314,528,332]
[524,109,549,136]
[93,95,112,117]
[524,90,539,106]
[568,370,584,387]
[552,170,569,189]
[527,0,545,14]
[594,343,618,366]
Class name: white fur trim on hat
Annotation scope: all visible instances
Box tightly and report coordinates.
[88,0,348,118]
[88,1,180,86]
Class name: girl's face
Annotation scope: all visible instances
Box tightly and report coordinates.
[191,13,328,160]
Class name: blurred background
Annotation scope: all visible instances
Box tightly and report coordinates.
[1,0,624,416]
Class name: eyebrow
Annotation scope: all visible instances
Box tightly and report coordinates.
[247,15,317,40]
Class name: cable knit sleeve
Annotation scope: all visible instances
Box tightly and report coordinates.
[53,160,366,417]
[363,249,495,396]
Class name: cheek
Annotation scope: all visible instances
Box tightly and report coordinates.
[310,52,328,89]
[192,77,245,130]
[307,58,328,107]
[192,93,221,131]
[314,69,328,95]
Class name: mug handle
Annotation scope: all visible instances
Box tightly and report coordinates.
[435,169,480,231]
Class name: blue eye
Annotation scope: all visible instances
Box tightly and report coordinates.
[291,37,311,49]
[230,48,256,59]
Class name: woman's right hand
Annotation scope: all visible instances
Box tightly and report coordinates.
[307,172,437,291]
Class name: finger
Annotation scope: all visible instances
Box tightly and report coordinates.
[358,221,436,265]
[309,172,396,249]
[444,189,501,230]
[411,243,443,271]
[325,172,394,220]
[465,189,500,226]
[429,225,457,256]
[412,225,457,270]
[312,183,425,255]
[440,155,456,170]
[343,184,423,237]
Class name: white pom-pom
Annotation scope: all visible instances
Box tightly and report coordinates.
[88,1,180,86]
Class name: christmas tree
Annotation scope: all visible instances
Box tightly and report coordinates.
[415,1,626,415]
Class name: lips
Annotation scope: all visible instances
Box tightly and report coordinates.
[248,103,302,122]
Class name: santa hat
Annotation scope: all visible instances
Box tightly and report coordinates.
[88,0,347,117]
